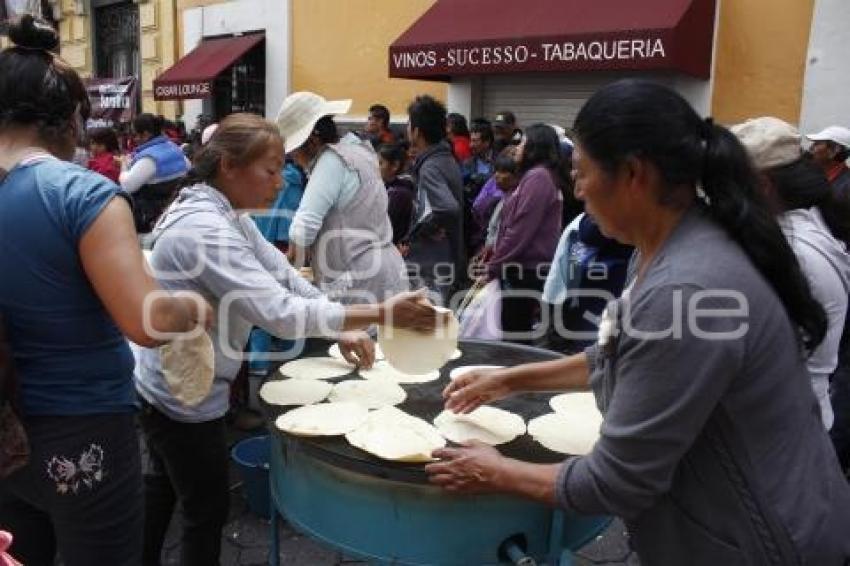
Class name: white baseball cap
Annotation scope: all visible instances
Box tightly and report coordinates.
[275,91,352,153]
[806,126,850,149]
[731,117,802,170]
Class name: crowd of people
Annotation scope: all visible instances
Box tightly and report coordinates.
[2,13,850,566]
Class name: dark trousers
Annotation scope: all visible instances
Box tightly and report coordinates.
[0,413,143,566]
[139,401,229,566]
[132,182,179,234]
[500,267,547,344]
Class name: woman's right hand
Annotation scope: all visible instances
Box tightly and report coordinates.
[172,290,214,332]
[442,368,512,414]
[380,288,445,333]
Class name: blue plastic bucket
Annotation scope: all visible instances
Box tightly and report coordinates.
[231,435,271,518]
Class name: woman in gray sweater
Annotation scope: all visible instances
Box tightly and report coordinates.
[427,80,850,565]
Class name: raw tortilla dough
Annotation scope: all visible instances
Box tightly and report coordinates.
[527,412,603,455]
[359,361,440,384]
[259,379,332,406]
[378,306,459,375]
[345,406,446,462]
[549,392,601,417]
[275,402,369,437]
[278,357,353,380]
[327,342,385,363]
[329,379,406,409]
[159,330,215,407]
[448,365,505,381]
[434,406,525,445]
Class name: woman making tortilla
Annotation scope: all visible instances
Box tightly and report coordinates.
[427,81,850,565]
[278,91,409,304]
[136,113,439,565]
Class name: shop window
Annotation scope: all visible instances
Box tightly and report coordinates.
[210,38,265,120]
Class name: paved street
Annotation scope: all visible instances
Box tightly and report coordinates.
[166,499,637,565]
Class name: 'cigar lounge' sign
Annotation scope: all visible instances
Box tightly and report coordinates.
[153,81,212,101]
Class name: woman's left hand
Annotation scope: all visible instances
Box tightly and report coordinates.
[337,331,376,368]
[425,441,507,494]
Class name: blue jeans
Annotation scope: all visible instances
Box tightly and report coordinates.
[247,329,304,374]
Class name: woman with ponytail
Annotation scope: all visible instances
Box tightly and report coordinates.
[427,80,850,565]
[136,112,440,565]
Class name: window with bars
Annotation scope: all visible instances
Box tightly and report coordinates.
[212,37,265,120]
[94,1,139,80]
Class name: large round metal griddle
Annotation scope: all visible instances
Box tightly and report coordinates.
[261,339,568,485]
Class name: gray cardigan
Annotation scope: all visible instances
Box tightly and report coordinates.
[557,207,850,565]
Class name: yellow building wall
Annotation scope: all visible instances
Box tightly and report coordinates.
[58,0,93,78]
[56,0,181,119]
[139,0,181,117]
[712,0,815,125]
[291,0,446,120]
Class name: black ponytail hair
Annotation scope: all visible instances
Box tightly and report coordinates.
[519,123,561,175]
[377,142,406,166]
[133,113,163,137]
[574,79,826,354]
[0,15,90,149]
[312,115,339,145]
[765,158,850,249]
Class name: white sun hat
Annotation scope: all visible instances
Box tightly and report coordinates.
[275,91,352,153]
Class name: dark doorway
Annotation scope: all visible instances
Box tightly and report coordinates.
[212,37,265,120]
[94,1,140,80]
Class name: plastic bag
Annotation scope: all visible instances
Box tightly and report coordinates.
[458,279,502,340]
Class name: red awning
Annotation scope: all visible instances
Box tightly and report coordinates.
[153,33,265,101]
[389,0,716,80]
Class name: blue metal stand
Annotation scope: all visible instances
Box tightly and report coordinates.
[269,498,281,566]
[268,437,610,565]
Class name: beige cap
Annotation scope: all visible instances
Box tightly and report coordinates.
[275,91,352,153]
[731,116,802,170]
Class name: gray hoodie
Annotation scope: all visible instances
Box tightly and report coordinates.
[135,184,345,423]
[778,206,850,429]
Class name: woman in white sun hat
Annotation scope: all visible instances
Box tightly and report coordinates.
[277,91,409,304]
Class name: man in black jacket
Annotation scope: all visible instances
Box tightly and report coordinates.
[404,95,465,305]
